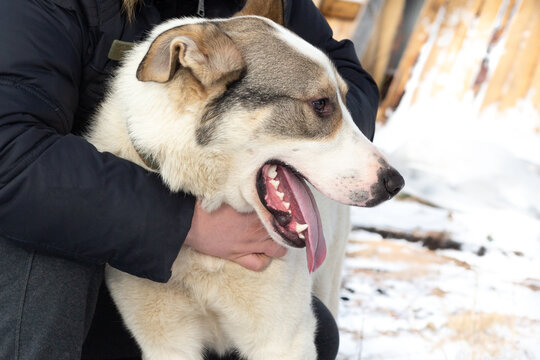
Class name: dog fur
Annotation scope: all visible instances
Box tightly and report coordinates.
[86,14,401,360]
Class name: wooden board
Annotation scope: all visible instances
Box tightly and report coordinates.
[361,0,406,86]
[470,0,511,96]
[481,0,540,111]
[320,0,363,19]
[531,58,540,114]
[326,17,358,40]
[378,0,447,122]
[323,0,540,120]
[407,0,487,104]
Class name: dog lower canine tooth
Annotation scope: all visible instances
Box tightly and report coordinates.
[86,14,403,360]
[296,223,309,233]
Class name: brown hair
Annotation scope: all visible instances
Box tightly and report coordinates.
[123,0,284,24]
[122,0,139,21]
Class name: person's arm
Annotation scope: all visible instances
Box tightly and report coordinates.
[284,0,379,140]
[0,0,195,282]
[0,0,285,281]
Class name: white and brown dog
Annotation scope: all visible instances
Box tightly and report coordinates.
[86,7,403,360]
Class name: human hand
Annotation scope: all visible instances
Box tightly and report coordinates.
[184,200,287,271]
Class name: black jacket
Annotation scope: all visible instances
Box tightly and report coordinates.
[0,0,379,283]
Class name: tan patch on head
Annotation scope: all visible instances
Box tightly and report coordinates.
[195,18,346,143]
[307,75,345,139]
[257,72,344,141]
[137,21,249,146]
[337,76,349,105]
[166,68,207,106]
[137,23,245,86]
[165,67,233,120]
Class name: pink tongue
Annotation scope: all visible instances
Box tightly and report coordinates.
[279,167,327,273]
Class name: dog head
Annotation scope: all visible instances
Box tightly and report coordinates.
[118,16,404,272]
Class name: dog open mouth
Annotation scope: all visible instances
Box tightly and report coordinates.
[256,162,327,273]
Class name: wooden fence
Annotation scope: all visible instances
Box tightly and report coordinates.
[354,0,540,122]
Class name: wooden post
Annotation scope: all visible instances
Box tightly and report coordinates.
[410,0,485,103]
[351,0,385,58]
[378,0,447,123]
[469,0,510,97]
[498,1,540,111]
[320,0,363,20]
[481,0,539,111]
[531,60,540,114]
[361,0,406,86]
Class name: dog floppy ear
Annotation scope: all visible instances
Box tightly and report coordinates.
[136,23,245,85]
[235,0,284,25]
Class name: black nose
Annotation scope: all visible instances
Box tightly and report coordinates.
[382,167,405,196]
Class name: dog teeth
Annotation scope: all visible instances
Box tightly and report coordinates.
[276,191,284,200]
[270,180,280,189]
[268,165,278,179]
[295,222,308,233]
[296,222,307,240]
[283,201,290,210]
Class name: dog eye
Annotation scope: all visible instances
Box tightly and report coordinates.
[311,98,332,116]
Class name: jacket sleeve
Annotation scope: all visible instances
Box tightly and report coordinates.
[284,0,379,140]
[0,0,195,283]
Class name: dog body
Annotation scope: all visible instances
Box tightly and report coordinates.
[87,15,402,360]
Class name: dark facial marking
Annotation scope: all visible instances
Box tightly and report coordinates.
[196,74,286,145]
[194,17,343,144]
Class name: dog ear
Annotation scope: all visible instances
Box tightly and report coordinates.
[234,0,284,25]
[136,23,245,85]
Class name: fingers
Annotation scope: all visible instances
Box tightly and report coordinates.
[188,201,287,271]
[240,213,288,259]
[263,239,287,258]
[233,239,287,271]
[273,245,288,258]
[234,253,272,271]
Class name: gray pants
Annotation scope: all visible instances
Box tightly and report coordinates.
[0,238,338,360]
[0,238,103,360]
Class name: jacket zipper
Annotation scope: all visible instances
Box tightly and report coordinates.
[197,0,205,17]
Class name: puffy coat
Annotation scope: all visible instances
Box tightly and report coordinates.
[0,0,379,283]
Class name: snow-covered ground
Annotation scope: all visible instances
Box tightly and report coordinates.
[332,1,540,356]
[337,96,540,358]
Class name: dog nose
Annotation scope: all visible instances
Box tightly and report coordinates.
[382,167,404,196]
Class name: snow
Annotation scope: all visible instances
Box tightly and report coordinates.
[339,203,540,358]
[335,1,540,355]
[337,102,540,359]
[337,99,540,358]
[337,51,540,360]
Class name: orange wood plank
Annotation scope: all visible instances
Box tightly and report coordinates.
[410,0,482,103]
[531,60,540,113]
[429,0,485,99]
[481,0,536,110]
[320,0,362,19]
[498,1,540,110]
[362,0,406,86]
[326,16,358,40]
[470,0,514,96]
[378,0,447,122]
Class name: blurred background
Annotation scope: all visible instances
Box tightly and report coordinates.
[316,0,540,358]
